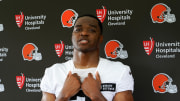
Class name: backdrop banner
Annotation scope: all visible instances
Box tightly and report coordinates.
[0,0,180,101]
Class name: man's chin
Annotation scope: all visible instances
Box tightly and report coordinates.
[78,48,98,53]
[74,45,98,53]
[78,48,89,53]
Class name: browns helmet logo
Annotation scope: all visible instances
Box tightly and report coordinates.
[151,3,176,23]
[61,9,78,28]
[0,24,4,31]
[152,73,177,93]
[105,40,128,59]
[22,43,42,61]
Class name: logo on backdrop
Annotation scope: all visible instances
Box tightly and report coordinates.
[16,73,25,90]
[15,12,24,28]
[0,24,4,31]
[55,40,64,58]
[64,44,73,60]
[143,37,180,58]
[16,73,41,92]
[54,41,73,60]
[105,40,128,59]
[0,78,5,92]
[22,43,42,61]
[96,6,133,26]
[15,11,46,30]
[143,37,155,55]
[96,6,107,23]
[152,73,178,93]
[61,9,78,28]
[151,3,176,23]
[0,47,8,62]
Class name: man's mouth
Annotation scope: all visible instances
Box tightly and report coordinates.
[79,39,89,44]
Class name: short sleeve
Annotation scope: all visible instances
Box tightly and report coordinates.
[116,66,134,93]
[40,68,55,94]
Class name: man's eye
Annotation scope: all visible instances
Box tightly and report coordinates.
[89,29,96,33]
[74,28,81,32]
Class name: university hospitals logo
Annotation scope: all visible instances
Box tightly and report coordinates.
[55,40,64,58]
[97,6,133,26]
[152,73,178,93]
[16,73,42,92]
[22,43,42,61]
[105,40,128,59]
[15,12,24,28]
[16,73,25,90]
[151,3,176,23]
[96,6,107,23]
[143,37,155,55]
[61,9,78,28]
[15,11,46,30]
[143,37,180,58]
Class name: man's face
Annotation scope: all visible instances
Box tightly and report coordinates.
[72,16,102,53]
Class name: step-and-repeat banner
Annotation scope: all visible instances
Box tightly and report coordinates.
[0,0,180,101]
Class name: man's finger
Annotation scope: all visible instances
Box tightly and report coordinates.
[73,73,81,79]
[67,71,72,77]
[95,71,101,83]
[88,73,93,77]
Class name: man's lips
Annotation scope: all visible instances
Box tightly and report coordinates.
[78,39,89,44]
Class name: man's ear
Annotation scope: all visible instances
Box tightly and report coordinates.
[99,35,103,43]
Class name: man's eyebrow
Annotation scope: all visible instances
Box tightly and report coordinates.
[74,24,97,28]
[74,25,82,27]
[89,24,97,28]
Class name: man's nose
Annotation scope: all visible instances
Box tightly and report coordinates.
[80,30,88,36]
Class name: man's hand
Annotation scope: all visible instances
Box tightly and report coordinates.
[56,71,81,101]
[81,72,107,101]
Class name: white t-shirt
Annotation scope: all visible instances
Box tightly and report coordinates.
[40,58,134,101]
[72,67,97,82]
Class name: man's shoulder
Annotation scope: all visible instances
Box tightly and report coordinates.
[100,58,129,69]
[99,58,132,83]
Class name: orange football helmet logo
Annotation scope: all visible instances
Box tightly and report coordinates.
[22,43,42,61]
[151,3,176,23]
[152,73,177,93]
[105,40,128,59]
[61,9,78,28]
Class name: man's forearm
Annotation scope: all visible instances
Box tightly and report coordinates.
[55,96,69,101]
[55,91,71,101]
[90,93,107,101]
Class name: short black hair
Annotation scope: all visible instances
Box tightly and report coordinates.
[74,14,103,35]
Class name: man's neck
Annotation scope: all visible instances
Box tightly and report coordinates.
[73,49,100,69]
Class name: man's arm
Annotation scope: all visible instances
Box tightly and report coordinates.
[41,92,56,101]
[113,90,134,101]
[41,71,81,101]
[56,71,81,101]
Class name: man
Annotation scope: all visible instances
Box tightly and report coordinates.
[40,15,134,101]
